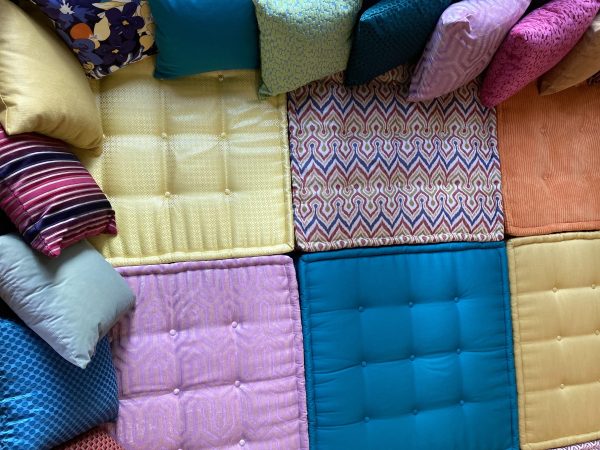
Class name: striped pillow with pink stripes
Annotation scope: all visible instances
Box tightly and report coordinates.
[0,127,116,257]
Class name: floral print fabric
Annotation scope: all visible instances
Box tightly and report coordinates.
[30,0,156,79]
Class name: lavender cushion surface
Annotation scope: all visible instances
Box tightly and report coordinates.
[408,0,529,101]
[480,0,599,107]
[106,256,308,450]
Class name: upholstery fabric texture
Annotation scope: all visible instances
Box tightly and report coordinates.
[480,0,600,107]
[0,0,103,149]
[345,0,452,86]
[507,232,600,450]
[29,0,156,79]
[78,57,293,266]
[539,14,600,95]
[288,68,503,252]
[497,82,600,236]
[551,441,600,450]
[106,256,308,449]
[253,0,361,96]
[298,242,518,450]
[408,0,530,101]
[0,305,118,450]
[54,429,124,450]
[0,126,116,257]
[151,0,259,79]
[0,233,135,368]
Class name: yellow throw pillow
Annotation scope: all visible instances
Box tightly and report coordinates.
[0,0,103,149]
[539,14,600,95]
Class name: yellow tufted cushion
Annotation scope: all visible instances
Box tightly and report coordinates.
[77,57,293,266]
[507,232,600,450]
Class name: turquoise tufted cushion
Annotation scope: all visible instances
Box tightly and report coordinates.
[253,0,362,96]
[345,0,452,86]
[150,0,259,79]
[297,242,519,450]
[0,305,119,449]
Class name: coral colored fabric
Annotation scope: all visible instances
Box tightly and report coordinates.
[54,428,124,449]
[106,256,308,450]
[497,82,600,236]
[480,0,600,107]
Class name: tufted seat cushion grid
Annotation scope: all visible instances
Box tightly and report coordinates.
[106,255,308,450]
[298,242,518,450]
[79,57,293,267]
[508,232,600,450]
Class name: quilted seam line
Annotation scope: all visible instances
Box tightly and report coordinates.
[507,231,600,248]
[277,93,294,249]
[507,240,530,450]
[506,221,600,237]
[282,259,309,450]
[297,257,318,450]
[0,90,9,132]
[498,245,520,450]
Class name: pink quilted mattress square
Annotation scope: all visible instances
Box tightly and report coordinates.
[105,256,308,450]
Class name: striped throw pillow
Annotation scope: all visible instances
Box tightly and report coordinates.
[0,127,116,257]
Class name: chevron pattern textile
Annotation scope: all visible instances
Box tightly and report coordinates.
[287,68,503,252]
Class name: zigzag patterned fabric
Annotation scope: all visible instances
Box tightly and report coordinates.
[287,68,503,252]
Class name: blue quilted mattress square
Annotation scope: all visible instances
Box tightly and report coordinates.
[297,242,518,450]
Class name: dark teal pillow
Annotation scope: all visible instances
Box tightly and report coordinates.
[149,0,259,79]
[345,0,452,85]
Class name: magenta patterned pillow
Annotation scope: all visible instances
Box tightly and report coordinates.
[0,126,116,257]
[480,0,600,107]
[408,0,529,102]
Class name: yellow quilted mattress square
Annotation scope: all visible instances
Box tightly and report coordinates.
[77,57,293,266]
[507,232,600,450]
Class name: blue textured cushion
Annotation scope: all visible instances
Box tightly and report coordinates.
[0,306,119,450]
[297,242,518,450]
[149,0,259,79]
[345,0,451,85]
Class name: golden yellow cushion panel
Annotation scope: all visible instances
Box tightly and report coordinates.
[78,57,293,266]
[508,232,600,450]
[0,0,103,149]
[540,15,600,96]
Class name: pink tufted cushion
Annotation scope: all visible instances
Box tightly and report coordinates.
[409,0,529,102]
[480,0,600,107]
[106,256,308,450]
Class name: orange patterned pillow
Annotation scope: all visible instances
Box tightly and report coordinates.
[54,428,123,450]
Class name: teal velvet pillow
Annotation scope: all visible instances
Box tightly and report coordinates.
[345,0,452,86]
[149,0,259,79]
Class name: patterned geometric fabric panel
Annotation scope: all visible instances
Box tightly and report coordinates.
[288,69,503,252]
[297,242,518,450]
[79,56,294,266]
[0,305,119,450]
[552,440,600,450]
[54,428,124,450]
[106,256,308,449]
[497,82,600,236]
[508,232,600,450]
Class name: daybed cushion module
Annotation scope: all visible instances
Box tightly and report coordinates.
[297,242,518,450]
[288,69,503,252]
[497,83,600,236]
[106,256,308,449]
[79,57,294,266]
[507,232,600,450]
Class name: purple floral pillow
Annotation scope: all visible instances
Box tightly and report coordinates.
[29,0,156,79]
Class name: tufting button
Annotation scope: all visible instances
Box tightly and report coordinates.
[224,188,231,195]
[460,400,465,406]
[560,384,565,390]
[364,416,370,423]
[454,297,459,303]
[235,380,241,388]
[232,321,238,329]
[221,131,227,138]
[239,439,246,447]
[169,329,176,337]
[552,287,558,293]
[456,348,461,354]
[173,388,180,395]
[164,191,172,198]
[412,409,418,415]
[410,355,415,361]
[218,74,224,82]
[161,132,168,139]
[361,361,367,367]
[408,302,414,308]
[358,306,364,312]
[557,335,562,341]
